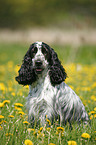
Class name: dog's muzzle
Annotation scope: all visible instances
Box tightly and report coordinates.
[35,60,44,74]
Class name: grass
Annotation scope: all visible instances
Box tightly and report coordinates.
[0,43,96,145]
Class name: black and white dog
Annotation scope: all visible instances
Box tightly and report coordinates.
[15,42,89,127]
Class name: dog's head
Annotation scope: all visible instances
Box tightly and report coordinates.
[15,42,67,86]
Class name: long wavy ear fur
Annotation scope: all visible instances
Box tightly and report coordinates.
[15,45,36,85]
[49,48,67,86]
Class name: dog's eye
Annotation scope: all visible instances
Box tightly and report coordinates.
[42,47,48,55]
[31,47,37,58]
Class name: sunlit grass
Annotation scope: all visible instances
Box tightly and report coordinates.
[0,43,96,144]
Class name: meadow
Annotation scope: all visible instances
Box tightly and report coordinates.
[0,43,96,145]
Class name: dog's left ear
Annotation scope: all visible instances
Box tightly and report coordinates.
[49,48,67,86]
[15,45,36,85]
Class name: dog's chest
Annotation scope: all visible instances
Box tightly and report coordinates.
[29,75,57,108]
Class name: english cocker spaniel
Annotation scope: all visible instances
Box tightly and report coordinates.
[15,42,89,127]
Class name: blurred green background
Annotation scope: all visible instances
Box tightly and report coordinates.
[0,0,96,65]
[0,0,96,29]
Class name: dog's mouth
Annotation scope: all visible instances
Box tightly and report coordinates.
[35,68,44,74]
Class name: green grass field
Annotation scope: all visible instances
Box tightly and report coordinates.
[0,43,96,145]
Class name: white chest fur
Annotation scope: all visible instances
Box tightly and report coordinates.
[26,73,57,125]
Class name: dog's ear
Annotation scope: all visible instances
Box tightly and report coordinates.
[15,45,36,85]
[49,48,67,86]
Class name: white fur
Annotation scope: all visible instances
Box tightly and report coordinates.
[32,42,48,69]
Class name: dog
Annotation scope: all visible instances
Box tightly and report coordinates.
[15,41,89,127]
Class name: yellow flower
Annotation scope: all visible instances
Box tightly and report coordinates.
[81,133,91,139]
[92,82,96,88]
[6,133,13,137]
[3,100,10,104]
[94,107,96,111]
[46,119,51,126]
[0,125,2,130]
[18,111,25,115]
[37,133,45,138]
[33,131,38,136]
[14,65,20,74]
[91,95,96,101]
[23,121,30,125]
[57,127,64,133]
[0,120,7,124]
[27,128,35,133]
[0,83,5,91]
[0,102,4,108]
[8,115,14,118]
[14,103,23,107]
[25,85,29,89]
[67,141,77,145]
[11,92,15,96]
[94,114,96,118]
[88,111,95,115]
[14,106,22,111]
[90,115,93,120]
[47,127,51,131]
[0,115,4,119]
[24,139,33,145]
[69,85,74,90]
[39,127,43,132]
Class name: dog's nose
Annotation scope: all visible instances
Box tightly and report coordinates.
[35,60,42,67]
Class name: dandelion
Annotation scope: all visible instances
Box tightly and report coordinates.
[25,85,29,89]
[39,127,43,132]
[14,106,22,111]
[90,115,93,120]
[48,144,56,145]
[47,127,51,132]
[88,111,95,115]
[0,83,5,91]
[67,141,77,145]
[81,133,91,139]
[24,139,33,145]
[91,95,96,101]
[27,128,34,133]
[3,100,10,104]
[14,65,20,74]
[94,107,96,111]
[23,121,30,125]
[14,103,23,107]
[8,115,14,118]
[0,125,2,130]
[0,115,4,119]
[94,114,96,118]
[46,119,51,126]
[0,102,4,108]
[11,92,15,96]
[18,111,25,115]
[0,120,7,124]
[33,131,38,136]
[57,127,64,133]
[6,133,13,137]
[37,133,45,139]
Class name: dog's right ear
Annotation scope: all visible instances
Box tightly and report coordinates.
[15,45,36,85]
